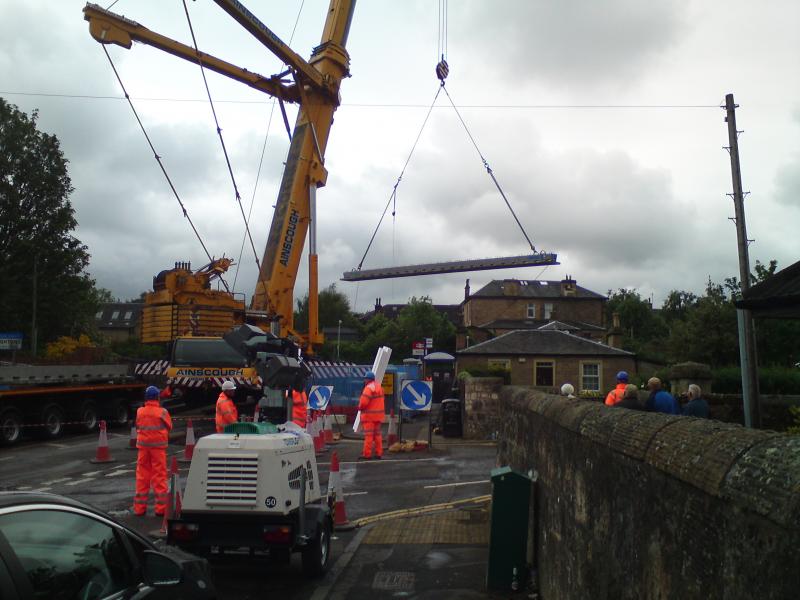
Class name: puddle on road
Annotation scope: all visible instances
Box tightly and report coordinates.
[424,550,452,570]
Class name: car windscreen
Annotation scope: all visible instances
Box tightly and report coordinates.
[172,339,246,367]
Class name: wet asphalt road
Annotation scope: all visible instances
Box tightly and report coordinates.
[0,418,497,599]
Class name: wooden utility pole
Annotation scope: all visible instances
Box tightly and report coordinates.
[724,93,761,428]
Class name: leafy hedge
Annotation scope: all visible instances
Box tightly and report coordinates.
[712,366,800,394]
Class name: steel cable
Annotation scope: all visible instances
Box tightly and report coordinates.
[441,83,536,253]
[356,85,443,270]
[101,46,220,281]
[182,0,261,272]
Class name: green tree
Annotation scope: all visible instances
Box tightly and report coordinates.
[661,289,698,323]
[394,296,456,359]
[666,279,739,367]
[294,283,361,333]
[0,98,100,352]
[605,288,667,359]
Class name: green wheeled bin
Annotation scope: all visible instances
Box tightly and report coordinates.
[486,466,531,591]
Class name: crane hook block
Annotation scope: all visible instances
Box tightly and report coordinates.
[436,59,449,82]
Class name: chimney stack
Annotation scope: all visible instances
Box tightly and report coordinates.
[464,278,471,302]
[560,275,577,297]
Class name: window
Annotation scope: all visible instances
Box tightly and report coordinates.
[0,509,131,599]
[526,303,536,319]
[172,338,246,367]
[534,361,554,386]
[111,311,120,320]
[581,362,601,392]
[544,303,554,319]
[94,311,103,320]
[123,311,133,320]
[488,358,511,370]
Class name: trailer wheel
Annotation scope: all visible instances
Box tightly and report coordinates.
[37,404,65,439]
[301,520,331,577]
[77,401,98,433]
[0,409,23,446]
[108,399,129,427]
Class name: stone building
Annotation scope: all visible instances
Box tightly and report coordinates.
[458,276,607,350]
[95,302,142,343]
[456,329,635,394]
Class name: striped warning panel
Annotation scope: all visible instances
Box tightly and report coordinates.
[134,360,169,375]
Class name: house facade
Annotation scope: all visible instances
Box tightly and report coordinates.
[95,302,142,343]
[458,276,607,350]
[457,329,635,395]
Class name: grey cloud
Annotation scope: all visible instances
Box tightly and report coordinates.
[457,0,689,89]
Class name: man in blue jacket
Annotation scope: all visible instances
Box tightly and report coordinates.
[646,377,680,414]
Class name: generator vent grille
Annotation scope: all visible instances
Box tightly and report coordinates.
[206,453,259,506]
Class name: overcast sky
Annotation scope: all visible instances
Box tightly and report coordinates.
[2,0,798,314]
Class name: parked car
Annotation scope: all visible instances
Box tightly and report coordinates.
[0,492,215,599]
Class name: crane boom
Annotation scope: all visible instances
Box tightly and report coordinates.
[82,0,356,353]
[83,4,299,102]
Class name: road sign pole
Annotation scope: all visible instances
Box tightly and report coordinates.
[428,408,432,449]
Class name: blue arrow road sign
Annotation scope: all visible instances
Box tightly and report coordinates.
[400,380,433,411]
[308,386,333,410]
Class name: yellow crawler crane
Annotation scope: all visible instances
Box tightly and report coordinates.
[83,0,356,354]
[141,258,246,344]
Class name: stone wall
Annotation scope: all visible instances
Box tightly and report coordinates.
[463,377,505,439]
[497,386,800,599]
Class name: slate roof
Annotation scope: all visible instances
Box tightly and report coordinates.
[735,260,800,318]
[95,303,142,330]
[457,329,634,357]
[477,318,606,332]
[470,279,605,300]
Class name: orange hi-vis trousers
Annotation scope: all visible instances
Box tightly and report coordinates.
[134,448,168,516]
[362,421,383,458]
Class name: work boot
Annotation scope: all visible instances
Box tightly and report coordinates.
[373,455,382,460]
[358,455,370,461]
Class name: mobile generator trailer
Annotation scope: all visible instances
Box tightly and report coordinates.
[166,421,333,576]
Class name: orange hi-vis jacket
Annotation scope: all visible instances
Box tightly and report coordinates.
[605,383,627,406]
[135,399,172,449]
[216,392,238,433]
[359,380,385,423]
[292,390,308,428]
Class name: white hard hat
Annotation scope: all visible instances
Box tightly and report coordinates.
[222,380,236,391]
[560,383,575,396]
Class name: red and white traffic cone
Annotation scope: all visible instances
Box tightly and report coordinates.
[179,419,195,463]
[387,408,398,446]
[323,409,334,445]
[316,412,327,452]
[90,420,116,463]
[127,421,137,450]
[328,451,353,530]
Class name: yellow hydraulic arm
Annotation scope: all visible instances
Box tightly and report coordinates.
[83,0,356,353]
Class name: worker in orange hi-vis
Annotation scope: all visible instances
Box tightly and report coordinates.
[358,371,385,460]
[133,386,172,516]
[605,371,629,406]
[216,380,239,433]
[291,376,308,428]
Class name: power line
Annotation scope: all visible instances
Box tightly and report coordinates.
[100,46,219,281]
[182,0,260,273]
[233,0,306,291]
[0,91,721,109]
